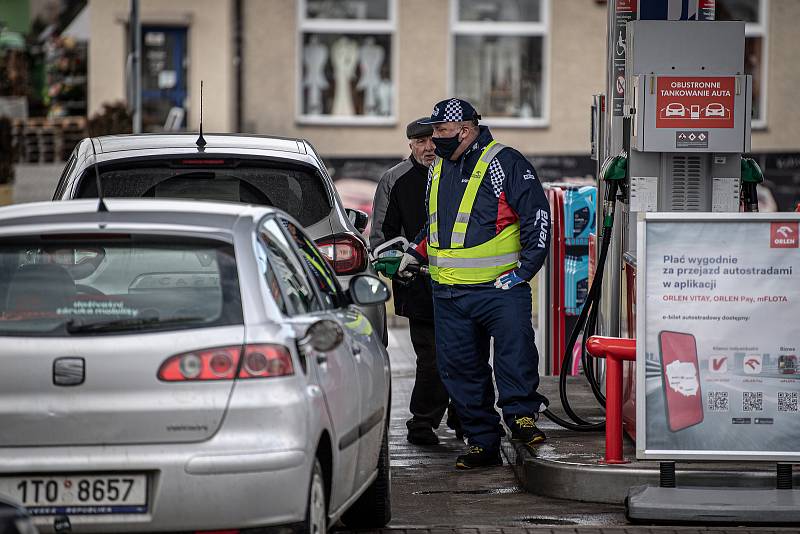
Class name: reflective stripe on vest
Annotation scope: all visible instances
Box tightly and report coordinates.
[428,162,442,247]
[427,141,523,285]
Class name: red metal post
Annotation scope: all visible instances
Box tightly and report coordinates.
[604,356,626,464]
[585,336,637,464]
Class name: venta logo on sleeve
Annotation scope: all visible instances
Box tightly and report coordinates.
[770,222,799,248]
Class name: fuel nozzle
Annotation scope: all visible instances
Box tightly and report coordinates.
[373,250,403,278]
[599,152,627,230]
[740,157,764,212]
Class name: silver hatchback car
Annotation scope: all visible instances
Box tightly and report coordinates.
[53,133,387,345]
[0,199,391,533]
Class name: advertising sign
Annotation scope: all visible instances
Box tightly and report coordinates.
[656,76,735,129]
[637,214,800,461]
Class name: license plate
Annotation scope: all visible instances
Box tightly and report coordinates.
[0,474,147,515]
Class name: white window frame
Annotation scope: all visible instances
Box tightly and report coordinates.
[449,0,551,128]
[746,0,768,129]
[296,0,397,126]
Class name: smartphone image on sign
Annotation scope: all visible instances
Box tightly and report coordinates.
[659,331,704,432]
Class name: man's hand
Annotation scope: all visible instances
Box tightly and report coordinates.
[494,271,525,290]
[397,252,419,279]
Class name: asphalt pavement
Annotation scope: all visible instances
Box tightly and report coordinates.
[384,325,625,529]
[11,164,63,204]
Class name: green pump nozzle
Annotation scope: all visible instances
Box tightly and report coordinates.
[741,157,764,212]
[601,153,628,183]
[599,152,628,229]
[373,251,404,278]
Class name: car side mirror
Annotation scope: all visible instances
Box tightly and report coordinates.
[348,275,390,306]
[346,208,369,234]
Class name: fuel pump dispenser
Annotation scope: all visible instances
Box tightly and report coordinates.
[545,19,763,433]
[516,3,798,519]
[615,19,754,436]
[622,20,751,254]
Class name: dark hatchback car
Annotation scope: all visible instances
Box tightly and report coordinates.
[53,133,386,343]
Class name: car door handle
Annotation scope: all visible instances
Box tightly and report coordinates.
[316,352,328,365]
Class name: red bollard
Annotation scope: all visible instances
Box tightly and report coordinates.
[585,336,636,464]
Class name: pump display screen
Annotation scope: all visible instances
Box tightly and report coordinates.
[637,214,800,461]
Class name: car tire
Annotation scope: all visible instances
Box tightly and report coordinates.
[340,424,391,528]
[301,459,327,534]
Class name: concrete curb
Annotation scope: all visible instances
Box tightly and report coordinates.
[503,439,800,505]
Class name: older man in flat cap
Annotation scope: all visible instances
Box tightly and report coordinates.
[370,118,462,446]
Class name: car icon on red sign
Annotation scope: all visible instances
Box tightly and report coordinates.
[665,103,686,117]
[704,103,726,117]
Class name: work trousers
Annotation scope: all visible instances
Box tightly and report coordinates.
[407,319,450,430]
[433,284,549,450]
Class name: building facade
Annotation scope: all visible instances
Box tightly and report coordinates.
[87,0,800,207]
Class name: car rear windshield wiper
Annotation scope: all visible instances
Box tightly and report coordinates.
[65,316,206,334]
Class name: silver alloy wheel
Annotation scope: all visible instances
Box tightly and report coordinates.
[309,470,327,534]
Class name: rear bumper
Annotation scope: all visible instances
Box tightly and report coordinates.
[184,449,306,475]
[0,444,312,533]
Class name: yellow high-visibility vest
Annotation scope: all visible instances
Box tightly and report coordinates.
[428,140,521,285]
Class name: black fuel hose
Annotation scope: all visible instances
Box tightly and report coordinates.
[541,179,620,431]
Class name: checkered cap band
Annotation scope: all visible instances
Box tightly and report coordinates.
[443,99,463,122]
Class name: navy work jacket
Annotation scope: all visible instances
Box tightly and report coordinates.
[410,126,551,292]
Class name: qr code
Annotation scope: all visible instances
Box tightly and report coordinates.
[707,391,729,412]
[742,391,763,412]
[778,391,799,412]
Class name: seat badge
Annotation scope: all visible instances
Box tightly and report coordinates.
[53,357,85,386]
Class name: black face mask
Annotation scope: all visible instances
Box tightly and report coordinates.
[432,133,461,160]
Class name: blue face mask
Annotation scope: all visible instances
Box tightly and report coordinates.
[432,133,461,160]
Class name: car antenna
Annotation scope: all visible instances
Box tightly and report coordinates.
[196,80,207,148]
[89,137,108,212]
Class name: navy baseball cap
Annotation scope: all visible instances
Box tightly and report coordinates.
[418,98,481,125]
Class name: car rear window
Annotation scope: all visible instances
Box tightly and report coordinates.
[75,159,332,226]
[0,235,242,336]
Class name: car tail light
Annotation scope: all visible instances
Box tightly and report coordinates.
[239,344,294,378]
[316,234,367,275]
[158,344,293,381]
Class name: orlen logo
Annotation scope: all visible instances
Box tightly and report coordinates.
[771,222,798,248]
[744,355,762,375]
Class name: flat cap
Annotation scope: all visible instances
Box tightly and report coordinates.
[406,118,433,139]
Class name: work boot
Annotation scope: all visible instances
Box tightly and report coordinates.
[446,404,464,441]
[455,445,502,470]
[510,415,546,447]
[406,424,439,445]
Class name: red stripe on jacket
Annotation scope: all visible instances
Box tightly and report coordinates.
[496,192,519,234]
